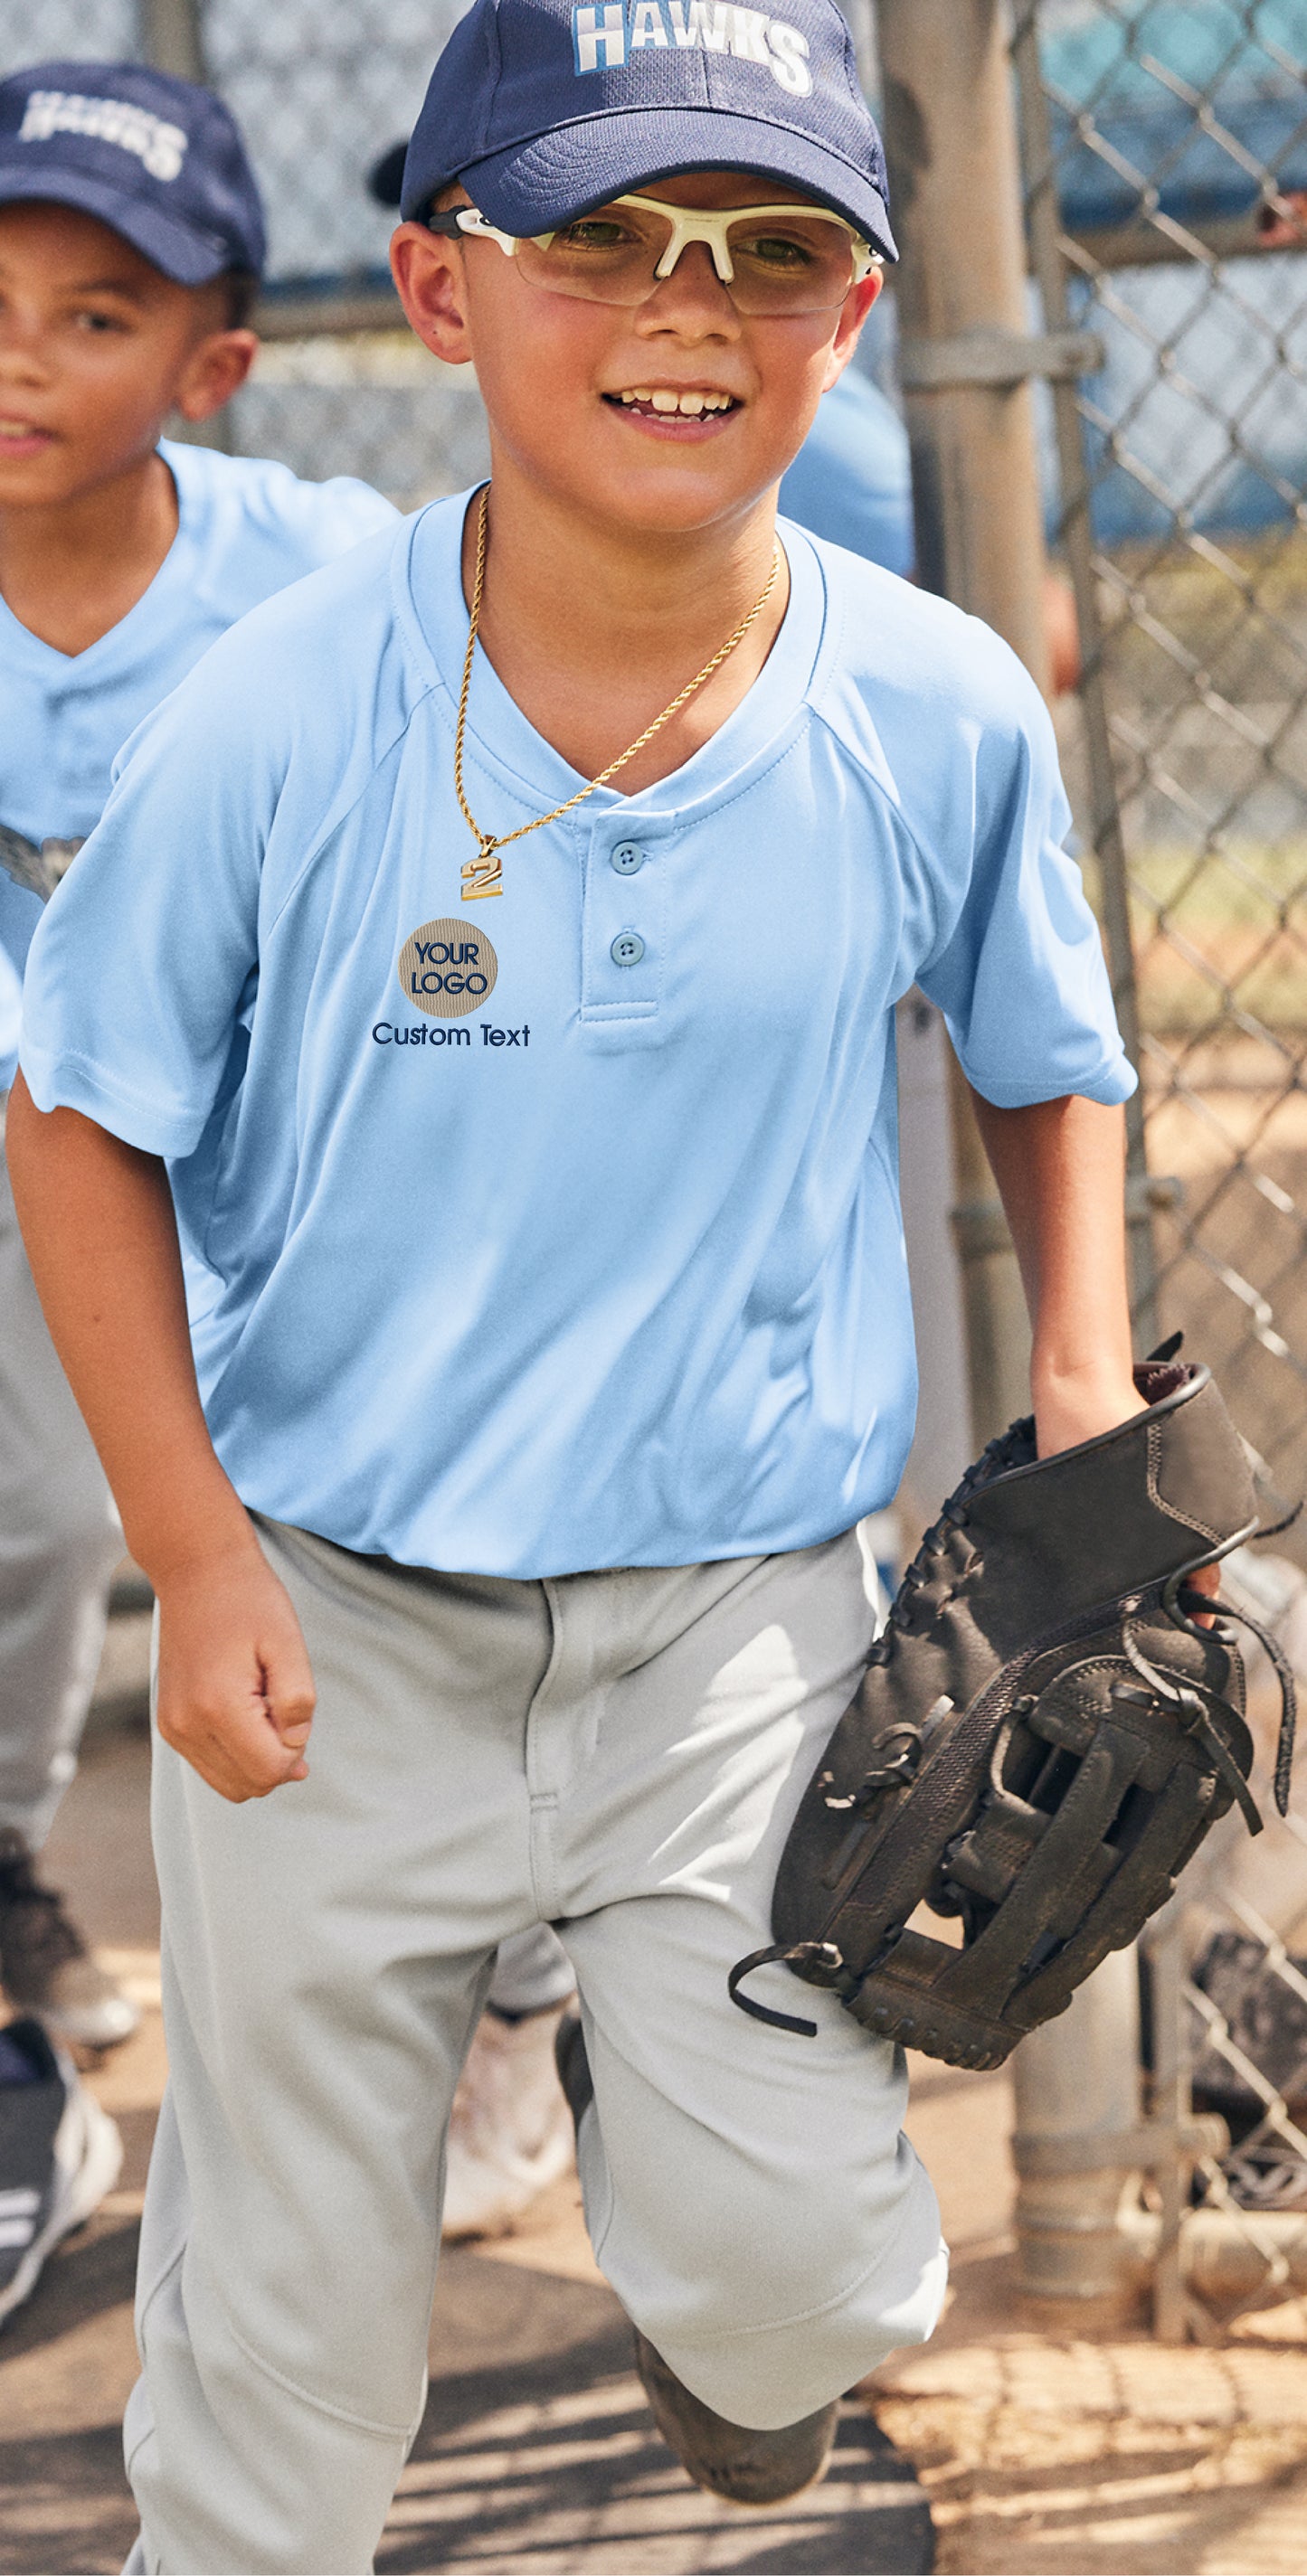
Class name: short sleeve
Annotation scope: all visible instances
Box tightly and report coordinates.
[0,943,22,1090]
[916,656,1136,1109]
[19,636,284,1156]
[289,472,401,561]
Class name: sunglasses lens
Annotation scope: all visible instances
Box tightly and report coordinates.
[516,206,670,302]
[724,216,858,312]
[515,205,859,314]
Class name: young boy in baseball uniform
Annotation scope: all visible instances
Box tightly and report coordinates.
[14,1,1145,2561]
[0,61,395,2057]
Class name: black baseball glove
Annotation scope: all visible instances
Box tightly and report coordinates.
[730,1353,1296,2072]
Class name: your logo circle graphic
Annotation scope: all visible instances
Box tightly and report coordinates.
[398,917,498,1018]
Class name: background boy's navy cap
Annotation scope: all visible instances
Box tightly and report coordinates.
[0,61,266,284]
[400,0,895,260]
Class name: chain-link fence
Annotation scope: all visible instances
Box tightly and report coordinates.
[1013,0,1307,2321]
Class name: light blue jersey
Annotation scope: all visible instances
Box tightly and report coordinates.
[22,496,1132,1578]
[0,437,397,1088]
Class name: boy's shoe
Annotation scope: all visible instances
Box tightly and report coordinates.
[441,1998,576,2240]
[632,2329,840,2507]
[553,2004,593,2128]
[0,2015,123,2326]
[552,2012,840,2508]
[0,1829,140,2052]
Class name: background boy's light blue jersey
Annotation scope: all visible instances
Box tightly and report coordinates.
[21,497,1133,1579]
[0,438,396,1088]
[0,945,19,1075]
[779,373,914,579]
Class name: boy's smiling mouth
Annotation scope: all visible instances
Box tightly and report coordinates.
[0,416,57,450]
[603,385,741,427]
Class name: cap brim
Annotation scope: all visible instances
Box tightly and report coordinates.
[0,165,233,284]
[450,105,896,259]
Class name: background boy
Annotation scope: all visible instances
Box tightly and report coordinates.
[12,1,1142,2562]
[0,60,395,2059]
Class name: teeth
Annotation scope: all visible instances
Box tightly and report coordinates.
[616,389,734,414]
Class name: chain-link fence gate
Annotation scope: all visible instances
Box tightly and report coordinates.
[3,0,1307,2333]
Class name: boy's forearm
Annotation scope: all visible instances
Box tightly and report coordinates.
[969,1088,1140,1457]
[5,1075,258,1585]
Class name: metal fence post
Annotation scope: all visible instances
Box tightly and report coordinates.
[875,0,1047,1448]
[138,1,238,457]
[137,0,207,83]
[876,0,1142,2301]
[1009,8,1160,1352]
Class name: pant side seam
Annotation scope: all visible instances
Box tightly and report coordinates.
[135,2239,186,2344]
[225,2320,420,2444]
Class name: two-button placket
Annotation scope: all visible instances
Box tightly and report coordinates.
[580,819,665,1033]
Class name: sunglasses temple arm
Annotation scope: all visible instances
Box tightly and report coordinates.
[425,208,520,257]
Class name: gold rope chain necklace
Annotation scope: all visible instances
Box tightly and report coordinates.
[453,486,781,901]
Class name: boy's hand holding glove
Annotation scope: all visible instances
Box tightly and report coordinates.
[732,1353,1297,2071]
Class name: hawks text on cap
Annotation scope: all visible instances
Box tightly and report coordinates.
[17,90,187,184]
[571,4,814,96]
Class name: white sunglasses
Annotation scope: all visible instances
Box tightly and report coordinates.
[427,192,880,316]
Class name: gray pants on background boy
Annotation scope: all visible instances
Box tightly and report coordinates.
[0,1137,121,1846]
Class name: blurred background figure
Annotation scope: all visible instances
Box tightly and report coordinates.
[0,59,394,2096]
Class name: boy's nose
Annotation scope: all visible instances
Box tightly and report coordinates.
[0,315,47,375]
[636,241,741,335]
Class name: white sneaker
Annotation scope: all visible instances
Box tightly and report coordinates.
[441,1999,577,2241]
[0,2016,123,2326]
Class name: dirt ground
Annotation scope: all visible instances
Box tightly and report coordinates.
[6,1657,1307,2574]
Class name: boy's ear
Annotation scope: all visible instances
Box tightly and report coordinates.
[390,221,475,367]
[173,328,260,425]
[820,269,883,397]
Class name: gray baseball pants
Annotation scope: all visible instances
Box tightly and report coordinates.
[0,1124,122,1846]
[124,1514,947,2574]
[487,1920,574,2015]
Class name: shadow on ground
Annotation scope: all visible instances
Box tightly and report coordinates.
[379,2260,933,2574]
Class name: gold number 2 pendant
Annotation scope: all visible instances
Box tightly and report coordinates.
[461,840,503,901]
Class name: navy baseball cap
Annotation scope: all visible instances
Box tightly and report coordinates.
[0,61,266,284]
[400,0,895,260]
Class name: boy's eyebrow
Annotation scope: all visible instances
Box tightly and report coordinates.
[0,266,155,301]
[65,275,152,301]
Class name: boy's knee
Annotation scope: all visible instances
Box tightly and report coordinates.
[598,2127,945,2424]
[634,2182,949,2430]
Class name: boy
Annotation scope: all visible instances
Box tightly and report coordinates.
[13,2,1141,2562]
[0,60,396,2057]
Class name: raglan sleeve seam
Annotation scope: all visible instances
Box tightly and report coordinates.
[261,685,435,944]
[807,696,951,968]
